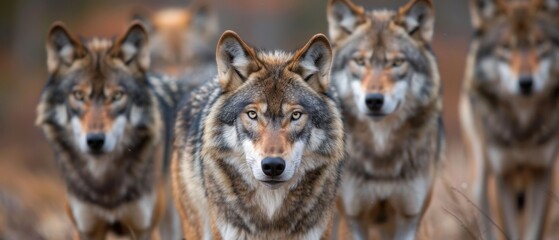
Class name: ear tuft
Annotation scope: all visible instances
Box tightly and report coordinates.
[469,0,506,29]
[397,0,435,43]
[291,34,333,93]
[131,6,154,32]
[327,0,366,43]
[46,22,86,73]
[216,30,260,92]
[112,21,150,72]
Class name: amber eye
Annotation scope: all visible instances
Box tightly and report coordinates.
[392,59,405,68]
[112,91,125,102]
[247,111,257,120]
[291,111,302,121]
[73,91,85,101]
[353,57,365,66]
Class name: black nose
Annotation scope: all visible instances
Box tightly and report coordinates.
[519,76,533,95]
[365,93,384,111]
[261,157,285,177]
[86,133,105,151]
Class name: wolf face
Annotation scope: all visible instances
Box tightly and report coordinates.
[470,0,559,97]
[328,0,438,121]
[38,22,158,157]
[208,31,339,188]
[134,3,218,72]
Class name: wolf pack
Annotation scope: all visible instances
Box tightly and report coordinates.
[34,0,559,239]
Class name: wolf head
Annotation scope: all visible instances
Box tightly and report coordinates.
[133,2,218,72]
[327,0,439,121]
[204,31,343,188]
[37,21,160,157]
[469,0,559,97]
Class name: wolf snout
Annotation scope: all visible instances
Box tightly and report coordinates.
[86,133,105,152]
[518,76,533,96]
[365,93,384,112]
[261,157,285,177]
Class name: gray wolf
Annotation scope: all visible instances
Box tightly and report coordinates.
[327,0,444,239]
[171,30,345,239]
[460,0,559,239]
[36,21,180,240]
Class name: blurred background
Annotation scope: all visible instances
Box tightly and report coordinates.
[0,0,557,239]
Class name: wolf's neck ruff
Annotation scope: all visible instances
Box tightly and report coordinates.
[180,79,343,237]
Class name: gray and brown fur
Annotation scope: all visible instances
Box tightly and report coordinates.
[460,0,559,239]
[171,30,345,239]
[133,2,218,76]
[36,21,181,240]
[327,0,443,239]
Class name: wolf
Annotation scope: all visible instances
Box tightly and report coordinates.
[133,2,218,76]
[460,0,559,239]
[36,21,181,240]
[171,30,345,239]
[326,0,444,239]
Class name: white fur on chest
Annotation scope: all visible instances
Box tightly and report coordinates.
[367,121,395,153]
[488,139,559,174]
[68,190,156,233]
[85,155,112,180]
[254,184,288,219]
[341,173,432,217]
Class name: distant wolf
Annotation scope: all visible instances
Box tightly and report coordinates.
[36,21,180,240]
[133,2,218,76]
[327,0,444,239]
[171,30,345,239]
[460,0,559,239]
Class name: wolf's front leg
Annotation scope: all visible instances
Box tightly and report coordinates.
[124,191,161,240]
[495,176,519,240]
[129,229,158,240]
[67,197,108,240]
[393,214,420,240]
[524,168,553,240]
[347,217,368,240]
[473,157,495,240]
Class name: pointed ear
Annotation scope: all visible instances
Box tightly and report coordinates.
[46,22,86,73]
[396,0,435,43]
[111,21,150,72]
[290,34,333,93]
[131,7,154,33]
[216,30,260,92]
[469,0,506,29]
[327,0,366,42]
[190,2,218,37]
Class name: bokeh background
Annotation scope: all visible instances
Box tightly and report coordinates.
[0,0,557,239]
